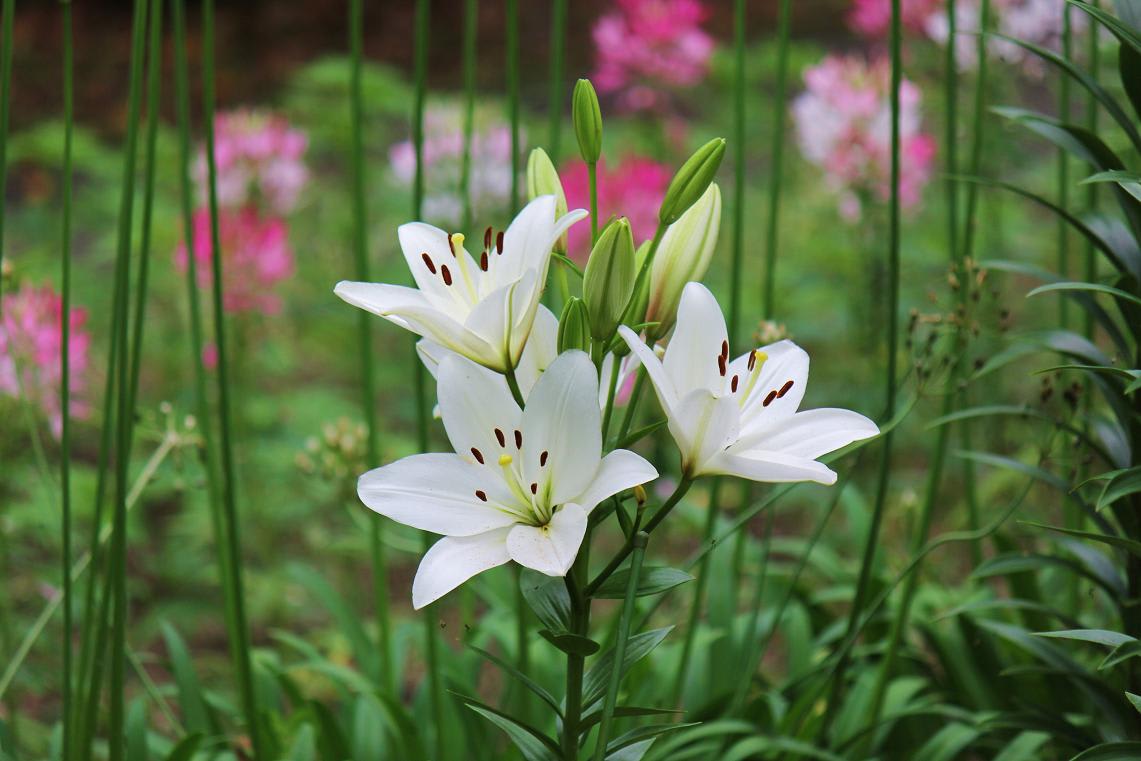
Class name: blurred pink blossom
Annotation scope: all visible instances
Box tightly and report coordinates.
[592,0,714,114]
[849,0,942,37]
[195,109,309,215]
[389,104,515,228]
[175,207,295,315]
[561,157,671,261]
[0,283,91,436]
[792,54,936,222]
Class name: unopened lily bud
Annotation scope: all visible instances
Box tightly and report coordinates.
[572,79,603,164]
[646,183,721,338]
[583,218,636,342]
[633,484,647,506]
[526,148,569,253]
[557,297,591,354]
[658,138,726,226]
[610,240,653,357]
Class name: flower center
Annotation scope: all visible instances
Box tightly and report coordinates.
[470,425,555,527]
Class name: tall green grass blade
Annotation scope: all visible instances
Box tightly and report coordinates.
[548,0,567,159]
[201,0,264,755]
[348,0,392,692]
[762,0,791,319]
[828,0,903,733]
[60,1,75,757]
[1059,1,1074,327]
[460,0,478,232]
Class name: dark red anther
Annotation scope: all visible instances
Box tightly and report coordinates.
[471,447,485,464]
[480,252,489,271]
[747,351,757,371]
[441,264,453,286]
[484,226,493,250]
[731,375,739,393]
[540,450,549,466]
[494,428,506,447]
[447,234,456,256]
[475,490,488,502]
[763,390,778,407]
[530,482,538,495]
[421,252,436,274]
[717,356,727,377]
[777,380,794,398]
[514,429,523,448]
[721,340,729,360]
[496,231,504,254]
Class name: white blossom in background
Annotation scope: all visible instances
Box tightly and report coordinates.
[620,283,879,483]
[356,351,657,608]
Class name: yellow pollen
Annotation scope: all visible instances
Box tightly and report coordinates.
[753,350,768,368]
[450,232,465,250]
[498,453,514,466]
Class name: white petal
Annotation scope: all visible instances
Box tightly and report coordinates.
[506,503,588,577]
[497,196,556,285]
[464,270,541,372]
[398,222,479,299]
[334,280,495,364]
[618,325,677,412]
[573,449,659,513]
[416,338,447,379]
[521,351,602,506]
[736,407,878,459]
[738,340,810,435]
[663,282,728,397]
[437,353,523,467]
[705,449,838,485]
[513,305,559,396]
[412,529,512,609]
[671,389,740,475]
[358,453,519,536]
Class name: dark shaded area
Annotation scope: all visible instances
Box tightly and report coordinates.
[10,0,849,136]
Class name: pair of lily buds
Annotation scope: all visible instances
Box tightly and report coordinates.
[333,80,878,608]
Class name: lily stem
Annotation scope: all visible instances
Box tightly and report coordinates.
[588,160,600,246]
[505,365,526,408]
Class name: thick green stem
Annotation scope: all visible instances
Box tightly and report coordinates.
[561,557,592,760]
[588,161,600,245]
[548,0,567,159]
[349,0,392,691]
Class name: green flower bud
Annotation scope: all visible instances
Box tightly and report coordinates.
[572,79,603,164]
[658,137,726,227]
[646,183,721,338]
[557,297,591,354]
[526,148,569,253]
[583,217,636,342]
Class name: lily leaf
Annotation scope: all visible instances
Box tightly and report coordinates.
[520,568,572,633]
[539,629,601,656]
[1097,467,1141,512]
[456,694,562,761]
[1033,629,1136,648]
[593,567,694,599]
[583,627,673,708]
[1069,742,1141,761]
[470,645,564,717]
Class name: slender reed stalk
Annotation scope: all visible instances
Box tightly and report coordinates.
[1083,3,1098,340]
[348,0,393,692]
[107,0,151,754]
[591,533,648,761]
[60,3,76,757]
[411,0,446,753]
[762,0,791,319]
[547,0,567,159]
[1057,4,1072,327]
[0,0,13,318]
[507,0,520,214]
[201,0,264,755]
[588,162,599,245]
[728,0,746,341]
[460,0,477,232]
[826,0,902,731]
[670,480,719,705]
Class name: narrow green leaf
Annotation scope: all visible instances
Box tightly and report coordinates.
[1034,629,1136,647]
[538,629,600,656]
[126,699,148,761]
[592,568,694,599]
[1098,467,1141,511]
[606,724,697,755]
[1022,521,1141,560]
[470,645,564,717]
[1028,281,1141,308]
[1100,640,1141,670]
[580,706,681,730]
[993,731,1050,761]
[462,701,561,761]
[1126,692,1141,715]
[161,734,201,761]
[582,627,673,708]
[1082,170,1141,203]
[1069,742,1141,761]
[520,568,572,633]
[160,623,211,735]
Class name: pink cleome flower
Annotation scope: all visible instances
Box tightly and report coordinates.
[849,0,943,37]
[591,0,714,114]
[175,207,295,316]
[560,156,672,261]
[195,109,309,215]
[792,54,936,222]
[0,283,91,436]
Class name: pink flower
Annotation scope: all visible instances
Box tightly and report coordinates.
[174,207,295,315]
[849,0,942,37]
[591,0,714,114]
[560,156,671,261]
[0,283,91,436]
[792,54,936,221]
[195,109,309,215]
[388,103,515,228]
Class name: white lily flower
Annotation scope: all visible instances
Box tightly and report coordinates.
[334,195,587,373]
[619,282,878,484]
[357,350,658,609]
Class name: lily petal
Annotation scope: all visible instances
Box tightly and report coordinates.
[705,449,838,485]
[735,407,878,459]
[412,529,512,609]
[358,453,519,536]
[506,503,588,577]
[663,282,728,397]
[738,339,810,430]
[574,449,658,513]
[618,325,678,412]
[437,354,523,469]
[398,221,480,302]
[465,270,540,371]
[671,388,740,475]
[521,351,602,506]
[497,196,587,286]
